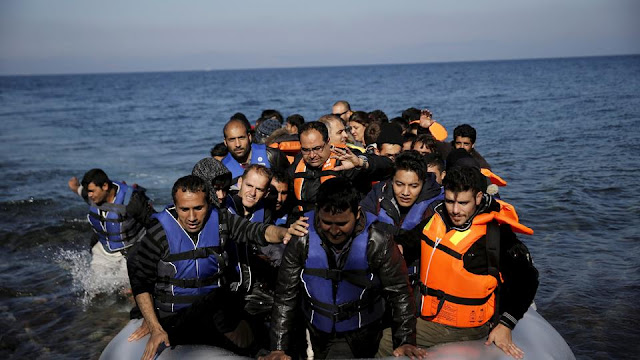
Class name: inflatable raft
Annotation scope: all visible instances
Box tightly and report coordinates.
[101,304,574,359]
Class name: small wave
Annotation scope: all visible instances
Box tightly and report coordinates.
[53,249,130,309]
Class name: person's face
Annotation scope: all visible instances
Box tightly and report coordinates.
[412,142,432,156]
[332,104,351,122]
[402,140,413,151]
[379,143,402,162]
[348,121,365,143]
[427,165,445,185]
[285,122,298,135]
[444,189,483,227]
[328,119,349,145]
[392,170,423,208]
[86,182,110,205]
[300,129,330,168]
[212,182,228,205]
[224,123,251,160]
[454,136,474,152]
[271,179,289,211]
[174,190,209,234]
[237,170,269,209]
[317,208,358,245]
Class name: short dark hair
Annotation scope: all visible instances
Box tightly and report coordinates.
[453,124,477,144]
[242,164,273,183]
[299,121,329,143]
[172,175,210,204]
[390,117,409,132]
[286,114,305,129]
[230,113,251,131]
[271,168,291,187]
[261,109,284,124]
[442,166,485,196]
[394,151,428,181]
[364,122,381,146]
[402,107,421,122]
[368,109,388,124]
[403,132,417,144]
[210,142,229,158]
[412,134,439,154]
[424,153,445,174]
[81,168,111,188]
[317,177,360,216]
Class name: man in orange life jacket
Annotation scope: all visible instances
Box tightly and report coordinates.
[222,119,289,186]
[377,165,539,359]
[260,178,426,360]
[288,121,393,214]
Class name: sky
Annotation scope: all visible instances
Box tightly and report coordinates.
[1,0,638,75]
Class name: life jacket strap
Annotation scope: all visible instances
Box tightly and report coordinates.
[421,235,463,260]
[293,170,341,180]
[417,282,493,319]
[154,292,207,304]
[164,246,224,263]
[156,272,224,288]
[88,211,126,223]
[305,293,382,322]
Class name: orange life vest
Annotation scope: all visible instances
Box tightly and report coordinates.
[293,156,339,211]
[409,120,448,141]
[269,141,301,164]
[416,200,532,327]
[481,168,507,187]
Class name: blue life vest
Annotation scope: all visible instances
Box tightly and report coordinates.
[301,211,385,333]
[87,181,145,253]
[377,185,444,231]
[153,206,231,315]
[227,200,265,223]
[274,213,288,226]
[221,143,270,181]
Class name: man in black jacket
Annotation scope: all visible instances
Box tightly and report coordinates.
[261,178,426,360]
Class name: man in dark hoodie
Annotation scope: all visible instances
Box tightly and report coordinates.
[192,157,233,207]
[360,151,442,234]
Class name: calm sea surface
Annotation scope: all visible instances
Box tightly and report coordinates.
[1,55,639,359]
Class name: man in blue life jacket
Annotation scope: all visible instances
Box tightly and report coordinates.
[260,177,426,360]
[360,151,442,234]
[126,175,291,359]
[222,118,289,186]
[68,168,154,279]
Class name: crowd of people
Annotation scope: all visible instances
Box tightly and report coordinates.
[68,100,539,360]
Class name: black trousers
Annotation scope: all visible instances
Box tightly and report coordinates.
[307,320,384,359]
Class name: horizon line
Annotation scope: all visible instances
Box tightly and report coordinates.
[1,52,638,78]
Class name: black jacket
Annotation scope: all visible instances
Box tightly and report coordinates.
[270,211,416,353]
[396,195,539,330]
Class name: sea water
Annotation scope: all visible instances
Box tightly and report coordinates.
[1,55,639,359]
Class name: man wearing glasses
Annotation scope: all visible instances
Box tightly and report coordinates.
[288,122,393,215]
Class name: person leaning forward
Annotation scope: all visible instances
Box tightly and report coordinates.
[260,178,426,360]
[126,175,290,360]
[377,166,539,359]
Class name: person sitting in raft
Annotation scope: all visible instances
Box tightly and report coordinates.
[260,178,427,360]
[424,153,446,186]
[374,123,404,162]
[191,157,233,208]
[67,168,154,278]
[267,169,293,227]
[331,100,354,124]
[452,123,492,169]
[126,175,291,359]
[412,108,452,158]
[288,121,393,214]
[222,118,289,186]
[377,165,539,359]
[284,114,304,135]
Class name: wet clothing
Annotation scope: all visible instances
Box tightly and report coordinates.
[396,195,538,331]
[82,181,154,254]
[287,153,393,214]
[269,210,416,358]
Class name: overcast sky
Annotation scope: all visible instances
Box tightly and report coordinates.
[1,0,638,75]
